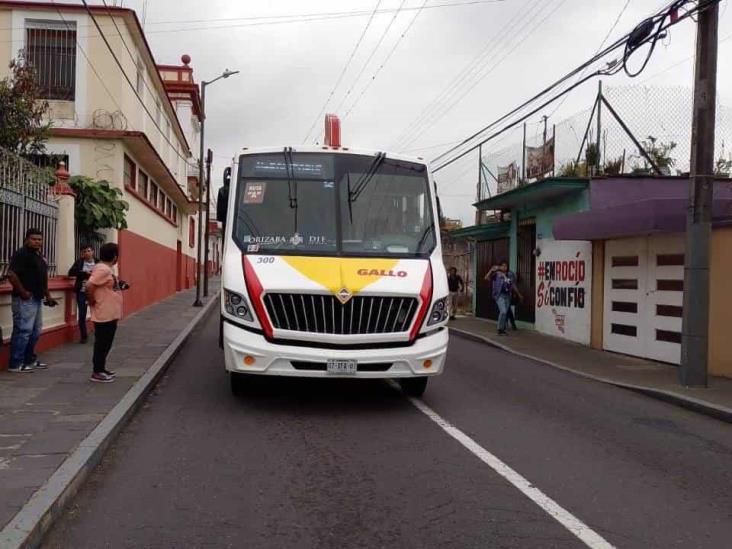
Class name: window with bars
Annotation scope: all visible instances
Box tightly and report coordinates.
[150,183,159,206]
[25,21,77,101]
[138,171,149,199]
[123,155,136,190]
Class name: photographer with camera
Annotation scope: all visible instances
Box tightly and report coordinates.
[86,243,128,383]
[6,228,57,373]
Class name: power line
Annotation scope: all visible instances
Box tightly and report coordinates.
[78,0,194,168]
[331,0,409,118]
[301,0,383,144]
[430,2,675,165]
[397,0,567,151]
[100,0,180,144]
[49,3,130,130]
[343,0,429,119]
[548,0,631,118]
[0,0,506,34]
[430,0,716,173]
[390,0,545,150]
[143,1,506,26]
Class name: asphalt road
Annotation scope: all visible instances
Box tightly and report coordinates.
[44,312,732,549]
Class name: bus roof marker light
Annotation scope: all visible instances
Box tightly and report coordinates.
[324,114,341,148]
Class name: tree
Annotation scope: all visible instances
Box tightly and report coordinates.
[68,176,129,240]
[631,136,677,175]
[0,52,51,155]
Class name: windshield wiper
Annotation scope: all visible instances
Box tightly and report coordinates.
[346,172,354,224]
[283,147,298,232]
[415,224,435,252]
[349,152,386,204]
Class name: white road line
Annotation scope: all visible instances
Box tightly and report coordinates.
[402,388,615,549]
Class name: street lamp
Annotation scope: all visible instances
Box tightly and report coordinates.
[193,68,239,307]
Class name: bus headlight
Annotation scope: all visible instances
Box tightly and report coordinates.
[427,297,448,326]
[224,289,253,321]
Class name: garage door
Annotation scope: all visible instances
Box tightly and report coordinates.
[603,235,685,364]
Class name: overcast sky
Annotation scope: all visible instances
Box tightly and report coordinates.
[110,0,731,225]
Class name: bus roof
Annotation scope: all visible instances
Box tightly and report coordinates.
[237,146,430,168]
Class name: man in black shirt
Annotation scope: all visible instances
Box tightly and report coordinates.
[447,267,464,320]
[7,228,56,373]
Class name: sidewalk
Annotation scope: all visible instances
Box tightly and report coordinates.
[0,283,219,544]
[450,316,732,422]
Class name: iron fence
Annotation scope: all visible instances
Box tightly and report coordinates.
[74,227,105,260]
[0,147,58,276]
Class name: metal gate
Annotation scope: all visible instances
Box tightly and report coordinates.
[475,238,509,320]
[516,219,536,323]
[0,148,58,276]
[604,235,684,364]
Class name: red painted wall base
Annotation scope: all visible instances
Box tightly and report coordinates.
[118,230,197,316]
[2,230,198,370]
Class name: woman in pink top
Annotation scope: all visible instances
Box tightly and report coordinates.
[86,243,125,383]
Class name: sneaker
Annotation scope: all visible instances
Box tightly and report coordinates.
[8,364,34,373]
[497,330,507,336]
[90,372,115,383]
[28,361,48,370]
[102,369,116,377]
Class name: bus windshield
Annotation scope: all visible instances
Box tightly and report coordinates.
[233,152,436,257]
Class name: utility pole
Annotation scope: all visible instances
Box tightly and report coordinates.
[192,80,206,307]
[542,115,548,145]
[476,144,483,224]
[192,68,238,307]
[203,148,213,297]
[680,0,719,387]
[596,80,603,174]
[522,122,527,182]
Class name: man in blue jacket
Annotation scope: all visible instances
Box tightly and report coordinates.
[485,261,522,335]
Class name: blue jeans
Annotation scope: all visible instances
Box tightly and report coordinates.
[495,294,511,333]
[9,297,43,368]
[76,291,88,340]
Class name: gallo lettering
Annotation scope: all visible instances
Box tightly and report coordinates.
[356,268,408,278]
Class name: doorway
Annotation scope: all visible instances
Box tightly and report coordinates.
[176,240,182,292]
[475,238,509,320]
[516,219,536,323]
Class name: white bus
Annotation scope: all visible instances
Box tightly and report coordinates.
[218,146,449,397]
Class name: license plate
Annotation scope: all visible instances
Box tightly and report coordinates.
[326,359,357,375]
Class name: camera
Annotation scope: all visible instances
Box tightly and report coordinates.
[118,280,131,291]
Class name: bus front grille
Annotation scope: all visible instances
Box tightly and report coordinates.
[263,294,418,335]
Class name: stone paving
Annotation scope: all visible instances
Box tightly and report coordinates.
[0,284,218,530]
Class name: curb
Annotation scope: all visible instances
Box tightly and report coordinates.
[0,294,220,549]
[449,327,732,424]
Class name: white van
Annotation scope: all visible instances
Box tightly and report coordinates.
[218,146,449,396]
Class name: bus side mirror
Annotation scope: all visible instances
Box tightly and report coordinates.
[217,167,231,223]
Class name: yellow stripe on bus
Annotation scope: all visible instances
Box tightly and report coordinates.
[282,257,400,294]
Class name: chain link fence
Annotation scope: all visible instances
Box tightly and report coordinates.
[479,84,732,197]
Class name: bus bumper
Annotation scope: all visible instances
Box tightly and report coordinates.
[222,322,448,378]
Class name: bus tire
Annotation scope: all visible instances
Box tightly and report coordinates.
[398,376,428,398]
[230,372,247,396]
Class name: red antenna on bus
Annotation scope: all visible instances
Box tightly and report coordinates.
[324,114,341,148]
